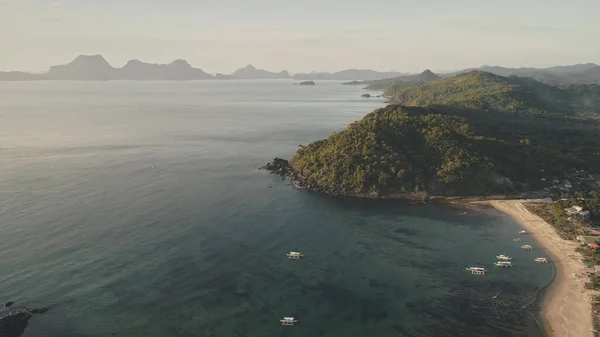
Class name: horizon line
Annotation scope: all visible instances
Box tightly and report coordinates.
[2,54,599,77]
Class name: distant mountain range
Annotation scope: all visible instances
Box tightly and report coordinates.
[0,55,407,81]
[294,69,408,81]
[1,55,599,85]
[218,64,290,79]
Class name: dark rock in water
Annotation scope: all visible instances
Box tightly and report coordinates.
[2,302,13,308]
[298,81,315,85]
[361,93,371,98]
[0,306,49,337]
[262,158,294,176]
[21,307,48,314]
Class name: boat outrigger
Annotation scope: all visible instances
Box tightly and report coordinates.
[534,257,549,263]
[513,238,522,242]
[286,252,303,259]
[466,267,486,275]
[496,255,512,260]
[521,245,533,250]
[494,261,513,267]
[280,317,298,326]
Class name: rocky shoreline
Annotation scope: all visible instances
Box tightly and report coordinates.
[261,158,432,202]
[0,301,49,337]
[261,158,538,203]
[261,158,348,197]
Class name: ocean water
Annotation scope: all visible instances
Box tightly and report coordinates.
[0,80,553,337]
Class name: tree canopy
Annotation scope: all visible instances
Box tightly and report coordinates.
[289,72,600,197]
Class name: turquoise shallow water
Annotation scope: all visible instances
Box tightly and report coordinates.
[0,80,552,336]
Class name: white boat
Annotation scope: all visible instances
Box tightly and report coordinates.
[280,317,298,326]
[466,267,486,275]
[286,251,303,259]
[492,293,500,299]
[496,255,512,260]
[521,245,533,250]
[534,257,549,263]
[494,261,513,267]
[466,267,486,271]
[519,230,528,234]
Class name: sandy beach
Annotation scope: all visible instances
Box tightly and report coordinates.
[485,200,594,337]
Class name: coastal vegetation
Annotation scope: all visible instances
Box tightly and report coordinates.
[266,71,600,199]
[526,194,600,240]
[385,71,600,115]
[594,296,600,336]
[340,70,440,89]
[364,70,441,91]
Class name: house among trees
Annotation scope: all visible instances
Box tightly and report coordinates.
[566,205,591,219]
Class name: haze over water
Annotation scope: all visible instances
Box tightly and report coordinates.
[0,81,552,336]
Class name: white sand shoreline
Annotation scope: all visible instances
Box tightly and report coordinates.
[482,200,593,337]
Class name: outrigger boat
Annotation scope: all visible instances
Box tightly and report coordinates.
[466,267,486,275]
[496,255,512,261]
[534,257,549,263]
[280,317,298,326]
[286,251,303,259]
[519,230,528,235]
[494,261,513,267]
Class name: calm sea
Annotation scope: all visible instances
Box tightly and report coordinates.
[0,80,552,337]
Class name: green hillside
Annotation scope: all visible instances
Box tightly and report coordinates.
[264,71,600,198]
[364,70,441,91]
[287,103,600,197]
[385,71,600,115]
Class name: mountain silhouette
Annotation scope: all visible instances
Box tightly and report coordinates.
[225,64,291,79]
[2,55,599,84]
[120,59,211,80]
[48,55,117,80]
[363,69,442,90]
[293,69,408,81]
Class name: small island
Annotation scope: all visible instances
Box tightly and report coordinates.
[342,80,366,85]
[264,70,600,201]
[297,81,316,86]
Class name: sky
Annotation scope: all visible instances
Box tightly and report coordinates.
[1,0,599,74]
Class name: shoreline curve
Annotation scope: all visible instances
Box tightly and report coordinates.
[480,199,593,337]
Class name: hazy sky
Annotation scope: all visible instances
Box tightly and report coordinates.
[1,0,599,73]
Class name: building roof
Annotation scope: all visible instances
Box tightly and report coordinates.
[589,243,600,249]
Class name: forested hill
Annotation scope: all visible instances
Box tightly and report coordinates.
[287,104,600,197]
[262,71,600,199]
[385,71,600,115]
[363,70,441,90]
